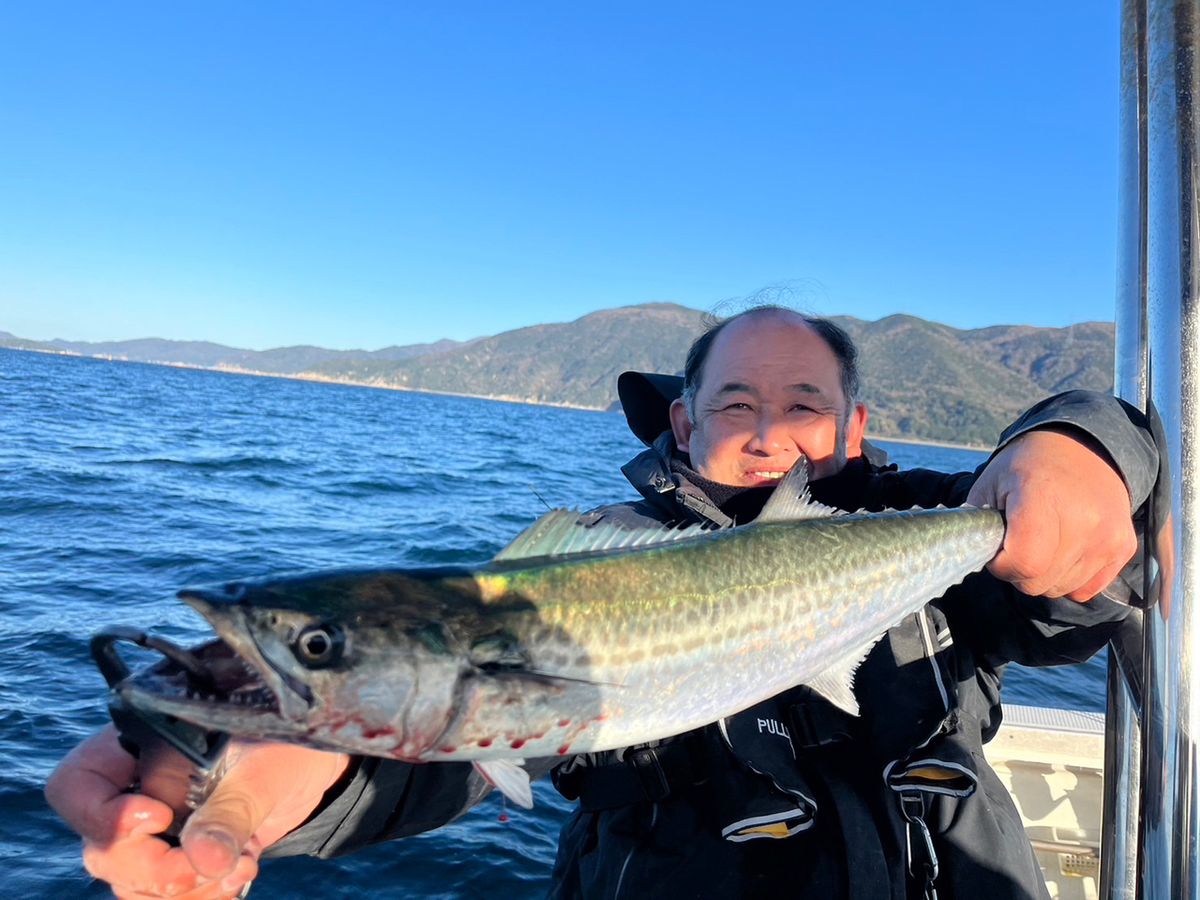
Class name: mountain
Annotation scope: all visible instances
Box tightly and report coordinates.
[2,305,1115,446]
[831,315,1115,444]
[0,334,472,373]
[304,305,1115,445]
[306,304,707,409]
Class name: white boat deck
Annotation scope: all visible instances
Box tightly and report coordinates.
[986,704,1105,900]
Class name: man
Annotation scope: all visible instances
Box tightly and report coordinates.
[48,307,1156,898]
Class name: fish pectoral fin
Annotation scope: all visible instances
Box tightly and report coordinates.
[478,667,616,690]
[521,669,619,688]
[474,759,534,809]
[805,635,883,717]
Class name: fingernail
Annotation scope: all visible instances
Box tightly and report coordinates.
[198,827,240,856]
[220,875,248,894]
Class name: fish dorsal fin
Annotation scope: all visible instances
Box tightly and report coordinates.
[493,509,717,563]
[754,460,843,524]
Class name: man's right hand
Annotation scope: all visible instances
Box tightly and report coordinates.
[45,726,350,899]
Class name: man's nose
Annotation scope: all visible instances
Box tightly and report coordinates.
[745,415,793,455]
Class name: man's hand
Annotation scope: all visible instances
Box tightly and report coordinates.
[967,427,1138,602]
[45,726,350,899]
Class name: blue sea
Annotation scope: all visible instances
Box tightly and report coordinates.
[1,348,1108,898]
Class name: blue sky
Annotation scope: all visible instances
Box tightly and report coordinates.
[1,3,1119,350]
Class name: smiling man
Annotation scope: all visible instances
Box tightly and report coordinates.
[48,305,1158,899]
[670,311,867,486]
[672,314,859,489]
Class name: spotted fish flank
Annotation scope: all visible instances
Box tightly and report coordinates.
[111,461,1006,809]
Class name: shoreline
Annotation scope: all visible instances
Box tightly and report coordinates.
[4,345,613,414]
[6,345,989,449]
[291,371,609,413]
[866,433,990,452]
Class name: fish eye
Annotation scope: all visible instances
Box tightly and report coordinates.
[292,623,344,668]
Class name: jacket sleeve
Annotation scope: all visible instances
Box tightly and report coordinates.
[883,390,1158,668]
[264,755,561,860]
[987,389,1158,514]
[263,758,483,859]
[871,390,1157,513]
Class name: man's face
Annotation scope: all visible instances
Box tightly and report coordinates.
[669,313,868,486]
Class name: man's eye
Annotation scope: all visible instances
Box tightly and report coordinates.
[789,404,817,414]
[722,402,753,412]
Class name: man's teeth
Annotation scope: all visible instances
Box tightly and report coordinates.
[749,471,785,480]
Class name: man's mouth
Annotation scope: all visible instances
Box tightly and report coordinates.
[744,470,789,484]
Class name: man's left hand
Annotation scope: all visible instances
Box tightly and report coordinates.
[966,427,1138,602]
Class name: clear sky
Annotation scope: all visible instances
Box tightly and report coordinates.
[1,3,1119,350]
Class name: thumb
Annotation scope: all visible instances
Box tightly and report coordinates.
[178,761,275,879]
[176,741,348,880]
[965,463,1002,512]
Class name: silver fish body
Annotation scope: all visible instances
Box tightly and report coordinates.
[117,483,1005,774]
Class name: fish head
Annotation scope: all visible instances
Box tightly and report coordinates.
[121,571,471,759]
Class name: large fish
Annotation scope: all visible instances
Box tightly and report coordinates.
[109,464,1006,808]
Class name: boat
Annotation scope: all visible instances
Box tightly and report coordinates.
[989,706,1105,899]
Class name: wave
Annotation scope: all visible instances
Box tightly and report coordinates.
[103,454,298,471]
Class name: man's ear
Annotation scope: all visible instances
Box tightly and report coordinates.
[845,403,868,458]
[669,398,693,452]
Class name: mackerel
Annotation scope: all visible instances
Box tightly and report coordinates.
[111,463,1006,807]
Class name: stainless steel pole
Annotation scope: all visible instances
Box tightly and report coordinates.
[1104,2,1149,897]
[1103,625,1144,900]
[1138,1,1200,895]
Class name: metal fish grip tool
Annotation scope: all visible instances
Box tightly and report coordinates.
[91,626,232,834]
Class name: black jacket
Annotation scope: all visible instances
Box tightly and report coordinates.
[268,390,1158,900]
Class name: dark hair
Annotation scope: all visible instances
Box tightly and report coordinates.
[680,306,860,418]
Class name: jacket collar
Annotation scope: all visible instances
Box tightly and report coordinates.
[621,431,890,527]
[620,431,734,527]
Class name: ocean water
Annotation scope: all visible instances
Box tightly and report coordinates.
[1,348,1106,898]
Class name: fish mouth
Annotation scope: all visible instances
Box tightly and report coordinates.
[125,637,282,710]
[116,589,312,733]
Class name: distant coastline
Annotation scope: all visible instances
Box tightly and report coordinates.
[3,344,613,413]
[3,306,1114,447]
[4,344,989,451]
[867,433,989,452]
[293,370,610,413]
